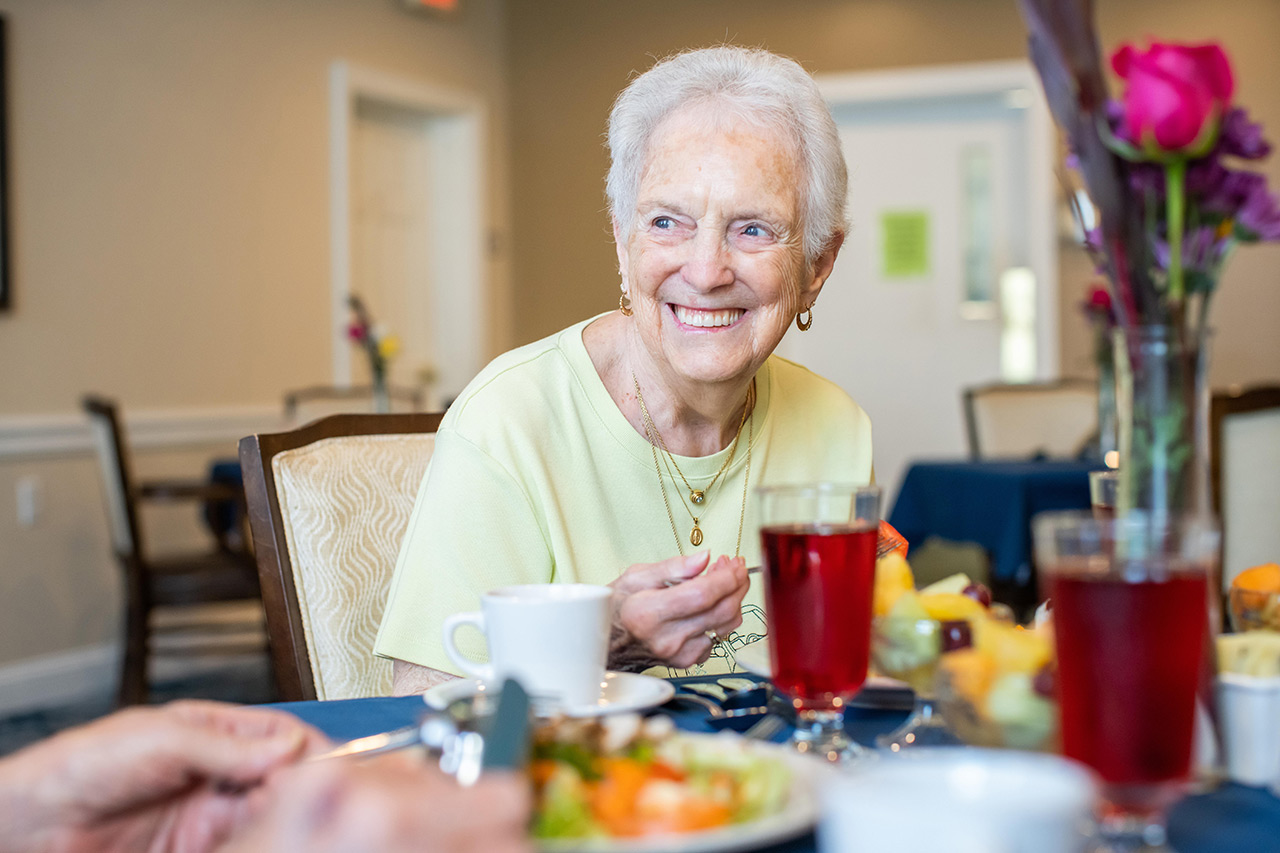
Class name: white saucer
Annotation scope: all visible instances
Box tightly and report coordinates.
[423,671,676,718]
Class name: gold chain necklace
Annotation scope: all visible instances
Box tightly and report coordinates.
[634,377,752,506]
[633,376,754,554]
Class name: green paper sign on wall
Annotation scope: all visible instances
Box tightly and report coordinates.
[881,210,930,279]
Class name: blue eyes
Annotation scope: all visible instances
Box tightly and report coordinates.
[647,218,770,239]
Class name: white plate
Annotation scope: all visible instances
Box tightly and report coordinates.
[537,733,827,853]
[422,671,676,718]
[732,641,913,709]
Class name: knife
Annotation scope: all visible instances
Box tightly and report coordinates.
[480,677,532,772]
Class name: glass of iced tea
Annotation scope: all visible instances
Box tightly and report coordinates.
[1033,511,1219,849]
[758,483,881,762]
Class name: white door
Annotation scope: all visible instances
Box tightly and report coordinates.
[351,99,438,394]
[331,63,488,409]
[778,66,1056,505]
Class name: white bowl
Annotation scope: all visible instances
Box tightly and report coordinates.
[818,749,1096,853]
[1217,672,1280,787]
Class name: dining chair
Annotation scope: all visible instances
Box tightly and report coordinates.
[82,396,265,706]
[283,384,424,423]
[239,412,444,701]
[963,379,1098,460]
[1210,385,1280,591]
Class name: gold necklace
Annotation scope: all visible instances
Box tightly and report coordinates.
[634,378,752,506]
[633,376,754,554]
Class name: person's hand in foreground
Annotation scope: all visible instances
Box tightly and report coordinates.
[0,700,325,853]
[222,752,532,853]
[609,551,750,671]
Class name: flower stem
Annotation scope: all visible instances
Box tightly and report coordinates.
[1165,159,1188,306]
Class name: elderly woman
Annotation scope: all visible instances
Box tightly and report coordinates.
[375,45,872,693]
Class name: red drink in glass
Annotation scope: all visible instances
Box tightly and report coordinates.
[762,523,877,709]
[1035,511,1219,846]
[1050,566,1207,810]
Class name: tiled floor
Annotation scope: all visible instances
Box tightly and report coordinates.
[0,655,276,756]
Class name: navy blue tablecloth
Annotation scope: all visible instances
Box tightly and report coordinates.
[888,459,1099,585]
[273,675,1280,853]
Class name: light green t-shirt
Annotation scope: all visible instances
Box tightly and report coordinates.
[374,317,874,676]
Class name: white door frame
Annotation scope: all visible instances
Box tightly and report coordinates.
[815,61,1060,379]
[328,61,488,390]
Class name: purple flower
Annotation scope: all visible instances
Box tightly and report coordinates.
[1152,225,1230,272]
[1217,107,1272,160]
[1128,162,1165,198]
[1237,175,1280,241]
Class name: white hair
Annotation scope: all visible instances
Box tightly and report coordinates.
[606,46,849,266]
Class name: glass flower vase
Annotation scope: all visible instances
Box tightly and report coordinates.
[1113,326,1211,515]
[372,374,392,414]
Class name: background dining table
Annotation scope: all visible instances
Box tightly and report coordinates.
[888,458,1099,605]
[273,672,1280,853]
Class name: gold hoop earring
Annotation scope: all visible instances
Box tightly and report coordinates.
[795,306,813,331]
[619,293,633,316]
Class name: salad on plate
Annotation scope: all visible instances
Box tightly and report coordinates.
[531,715,793,843]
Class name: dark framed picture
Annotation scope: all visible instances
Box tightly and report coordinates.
[0,15,9,312]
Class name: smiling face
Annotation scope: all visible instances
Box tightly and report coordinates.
[616,106,839,396]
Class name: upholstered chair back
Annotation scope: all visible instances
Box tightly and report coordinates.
[965,380,1098,460]
[271,433,435,699]
[1215,396,1280,590]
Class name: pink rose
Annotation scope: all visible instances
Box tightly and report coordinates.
[1111,42,1234,155]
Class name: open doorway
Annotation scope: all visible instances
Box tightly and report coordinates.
[329,62,488,409]
[777,61,1058,504]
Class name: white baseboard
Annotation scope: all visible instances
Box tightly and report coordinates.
[0,644,118,716]
[0,634,268,717]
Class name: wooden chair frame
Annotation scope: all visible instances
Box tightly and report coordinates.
[239,412,444,701]
[962,378,1097,460]
[83,395,261,706]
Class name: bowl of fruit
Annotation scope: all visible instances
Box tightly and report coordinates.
[1228,563,1280,633]
[933,615,1058,752]
[870,555,1002,748]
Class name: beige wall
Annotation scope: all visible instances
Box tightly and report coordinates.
[505,0,1280,388]
[0,0,512,670]
[0,0,512,414]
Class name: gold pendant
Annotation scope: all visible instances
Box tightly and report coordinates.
[690,522,703,547]
[690,490,705,505]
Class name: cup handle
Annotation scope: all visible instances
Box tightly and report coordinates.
[441,612,493,681]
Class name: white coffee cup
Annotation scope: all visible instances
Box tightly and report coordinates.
[442,583,611,709]
[818,749,1096,853]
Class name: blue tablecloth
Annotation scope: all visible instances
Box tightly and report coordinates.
[273,675,1280,853]
[888,459,1099,585]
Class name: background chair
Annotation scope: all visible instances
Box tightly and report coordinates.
[239,412,444,701]
[1210,385,1280,591]
[283,384,424,424]
[963,378,1098,460]
[82,396,264,706]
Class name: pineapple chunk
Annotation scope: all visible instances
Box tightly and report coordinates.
[873,552,915,617]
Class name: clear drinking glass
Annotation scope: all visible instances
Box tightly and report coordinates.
[758,483,881,762]
[1088,469,1119,521]
[1033,511,1219,850]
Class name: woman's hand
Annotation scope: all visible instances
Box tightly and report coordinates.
[221,755,532,853]
[608,551,750,671]
[0,700,327,853]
